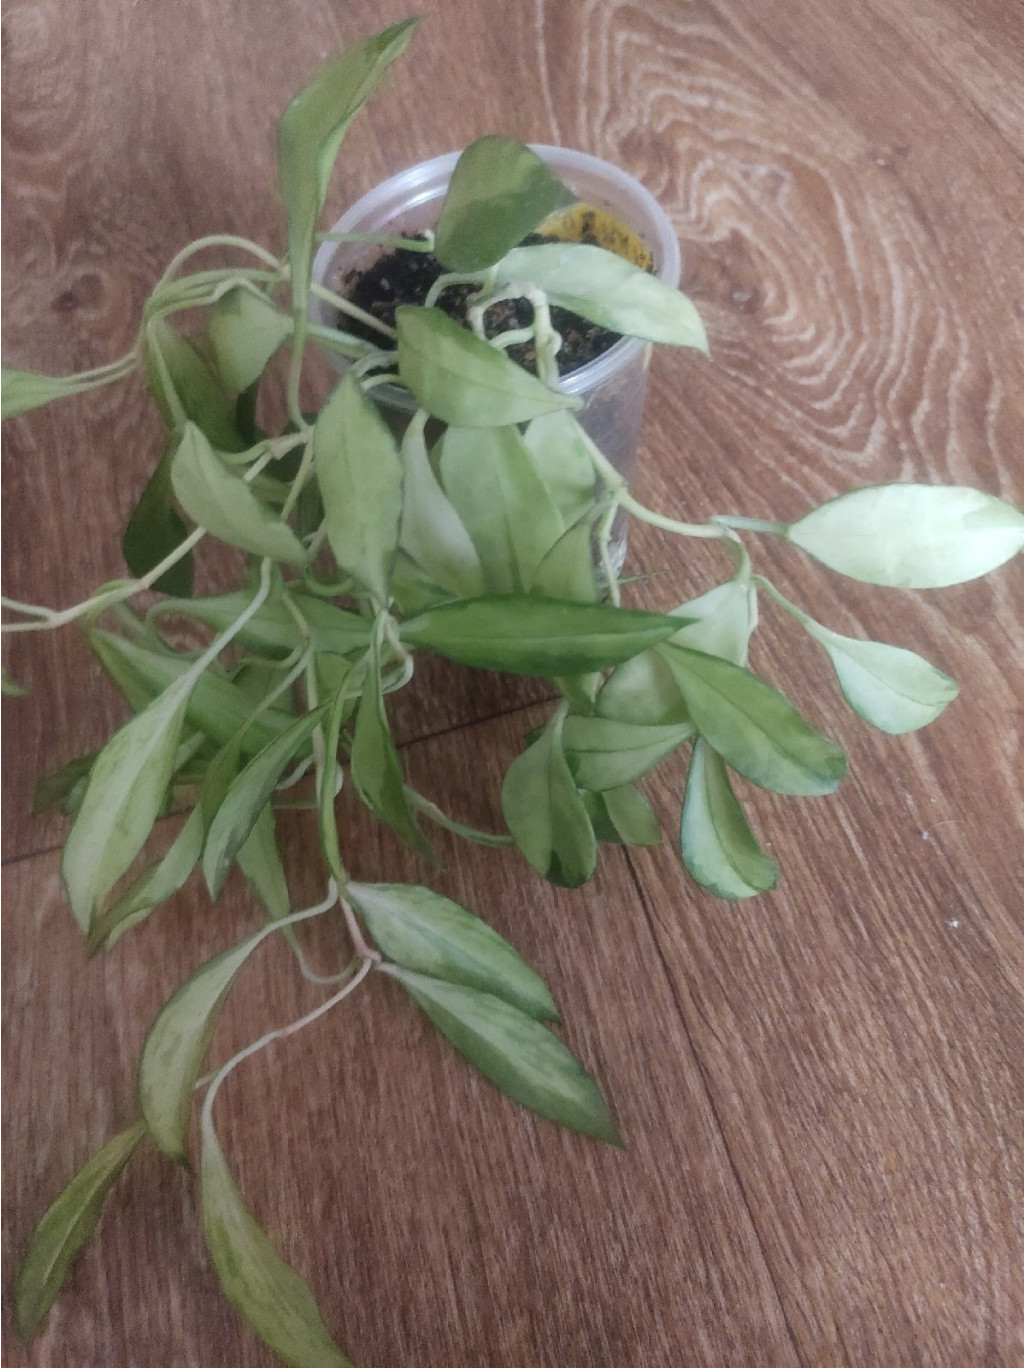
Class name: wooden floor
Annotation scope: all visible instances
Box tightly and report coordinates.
[3,1,1023,1365]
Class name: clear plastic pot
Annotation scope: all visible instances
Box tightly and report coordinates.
[311,146,682,564]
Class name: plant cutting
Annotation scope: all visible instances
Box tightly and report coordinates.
[3,16,1023,1368]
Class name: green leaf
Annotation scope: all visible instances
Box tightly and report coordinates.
[399,596,687,676]
[350,634,430,856]
[680,739,778,898]
[317,674,358,885]
[14,1119,147,1342]
[596,648,691,725]
[501,707,596,887]
[389,551,456,614]
[88,630,163,713]
[438,424,565,593]
[146,319,246,452]
[522,411,600,526]
[98,735,245,962]
[433,136,575,272]
[62,675,193,929]
[659,644,847,797]
[235,378,264,446]
[397,419,484,598]
[207,288,291,392]
[277,19,419,320]
[785,484,1024,588]
[171,423,307,567]
[122,445,194,596]
[33,751,96,815]
[388,968,620,1144]
[315,650,360,706]
[2,366,111,419]
[237,804,292,922]
[204,708,326,899]
[346,882,559,1020]
[139,929,264,1159]
[201,1117,354,1368]
[553,669,603,714]
[668,578,757,666]
[314,373,403,602]
[790,611,959,734]
[562,715,693,790]
[396,306,579,427]
[530,514,600,603]
[88,806,205,952]
[89,631,292,753]
[582,785,661,847]
[496,243,708,350]
[160,590,370,660]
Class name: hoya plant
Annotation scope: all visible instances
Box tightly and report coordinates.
[3,18,1023,1368]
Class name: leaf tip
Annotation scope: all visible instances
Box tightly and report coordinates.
[13,1280,43,1346]
[594,1112,626,1149]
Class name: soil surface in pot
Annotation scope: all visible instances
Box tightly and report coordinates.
[339,229,624,377]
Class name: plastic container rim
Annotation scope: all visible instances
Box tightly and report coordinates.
[312,144,682,396]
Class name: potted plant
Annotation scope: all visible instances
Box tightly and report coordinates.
[3,18,1022,1368]
[308,136,685,573]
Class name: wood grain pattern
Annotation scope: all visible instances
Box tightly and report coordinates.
[2,710,801,1368]
[3,0,1022,1365]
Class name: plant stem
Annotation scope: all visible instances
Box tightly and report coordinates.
[201,953,375,1126]
[186,559,274,681]
[403,787,515,847]
[306,322,373,359]
[145,269,283,320]
[154,234,283,294]
[279,433,315,522]
[578,426,725,543]
[382,613,411,675]
[146,321,188,427]
[754,573,814,627]
[25,348,142,388]
[316,231,435,253]
[350,350,399,379]
[249,648,312,752]
[309,282,398,340]
[261,881,349,986]
[523,287,561,387]
[339,893,380,964]
[2,528,206,634]
[712,514,788,536]
[595,501,622,607]
[2,429,294,634]
[299,612,326,772]
[359,371,403,392]
[426,270,490,310]
[285,322,310,435]
[300,568,356,598]
[491,327,536,351]
[128,528,206,590]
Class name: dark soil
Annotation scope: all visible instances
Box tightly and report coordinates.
[340,234,623,375]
